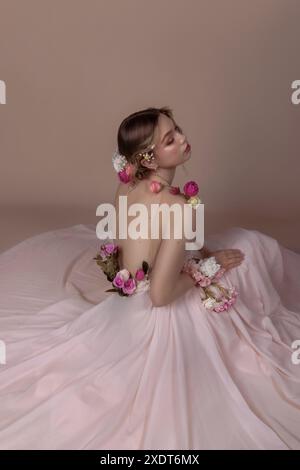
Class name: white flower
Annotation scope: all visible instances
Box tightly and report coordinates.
[199,256,221,278]
[135,279,151,294]
[203,297,217,309]
[112,150,127,172]
[118,269,130,281]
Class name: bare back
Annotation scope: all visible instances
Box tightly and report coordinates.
[114,181,170,276]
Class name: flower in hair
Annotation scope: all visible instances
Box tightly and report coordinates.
[118,163,135,183]
[112,148,135,184]
[112,149,127,172]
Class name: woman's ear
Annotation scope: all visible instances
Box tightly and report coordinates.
[140,158,158,171]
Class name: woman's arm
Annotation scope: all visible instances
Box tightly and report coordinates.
[198,246,212,259]
[149,193,198,307]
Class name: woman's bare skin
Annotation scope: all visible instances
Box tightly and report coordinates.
[113,113,245,306]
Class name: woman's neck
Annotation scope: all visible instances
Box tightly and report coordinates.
[147,167,176,186]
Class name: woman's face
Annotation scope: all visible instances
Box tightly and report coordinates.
[152,113,191,169]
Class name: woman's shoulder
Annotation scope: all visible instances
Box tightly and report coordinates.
[114,181,187,208]
[160,187,186,204]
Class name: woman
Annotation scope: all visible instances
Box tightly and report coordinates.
[0,106,299,450]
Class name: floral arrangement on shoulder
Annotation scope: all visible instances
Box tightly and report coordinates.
[112,147,202,209]
[182,255,238,313]
[93,242,150,296]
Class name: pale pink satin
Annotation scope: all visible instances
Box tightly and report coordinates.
[0,224,299,449]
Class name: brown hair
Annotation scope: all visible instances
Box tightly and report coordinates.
[117,106,182,181]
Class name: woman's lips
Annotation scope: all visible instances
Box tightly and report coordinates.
[184,143,191,154]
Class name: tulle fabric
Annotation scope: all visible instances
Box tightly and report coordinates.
[0,224,299,449]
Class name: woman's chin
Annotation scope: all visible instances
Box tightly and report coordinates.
[183,151,191,162]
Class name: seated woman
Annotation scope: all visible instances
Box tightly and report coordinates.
[0,106,299,450]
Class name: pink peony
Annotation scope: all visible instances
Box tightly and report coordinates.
[112,274,125,289]
[183,181,199,198]
[122,277,137,295]
[149,180,162,193]
[135,268,145,281]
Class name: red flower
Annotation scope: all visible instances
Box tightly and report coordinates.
[169,186,181,195]
[183,181,199,198]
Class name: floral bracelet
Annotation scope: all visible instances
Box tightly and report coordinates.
[181,256,238,313]
[181,256,226,287]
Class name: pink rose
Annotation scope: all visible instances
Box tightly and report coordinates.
[192,270,202,281]
[169,186,181,195]
[118,269,130,281]
[149,180,162,193]
[227,296,237,307]
[214,304,225,313]
[135,269,145,281]
[122,277,137,295]
[198,276,211,287]
[112,274,125,289]
[103,243,118,255]
[118,163,134,184]
[183,181,199,198]
[126,163,135,177]
[231,289,238,298]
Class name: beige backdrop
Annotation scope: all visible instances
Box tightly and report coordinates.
[1,0,300,254]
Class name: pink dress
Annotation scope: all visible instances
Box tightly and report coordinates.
[0,223,299,450]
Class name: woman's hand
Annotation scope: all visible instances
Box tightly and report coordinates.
[209,249,245,272]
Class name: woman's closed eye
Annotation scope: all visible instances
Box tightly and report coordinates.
[167,126,182,145]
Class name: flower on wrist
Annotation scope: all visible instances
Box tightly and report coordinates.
[181,255,238,313]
